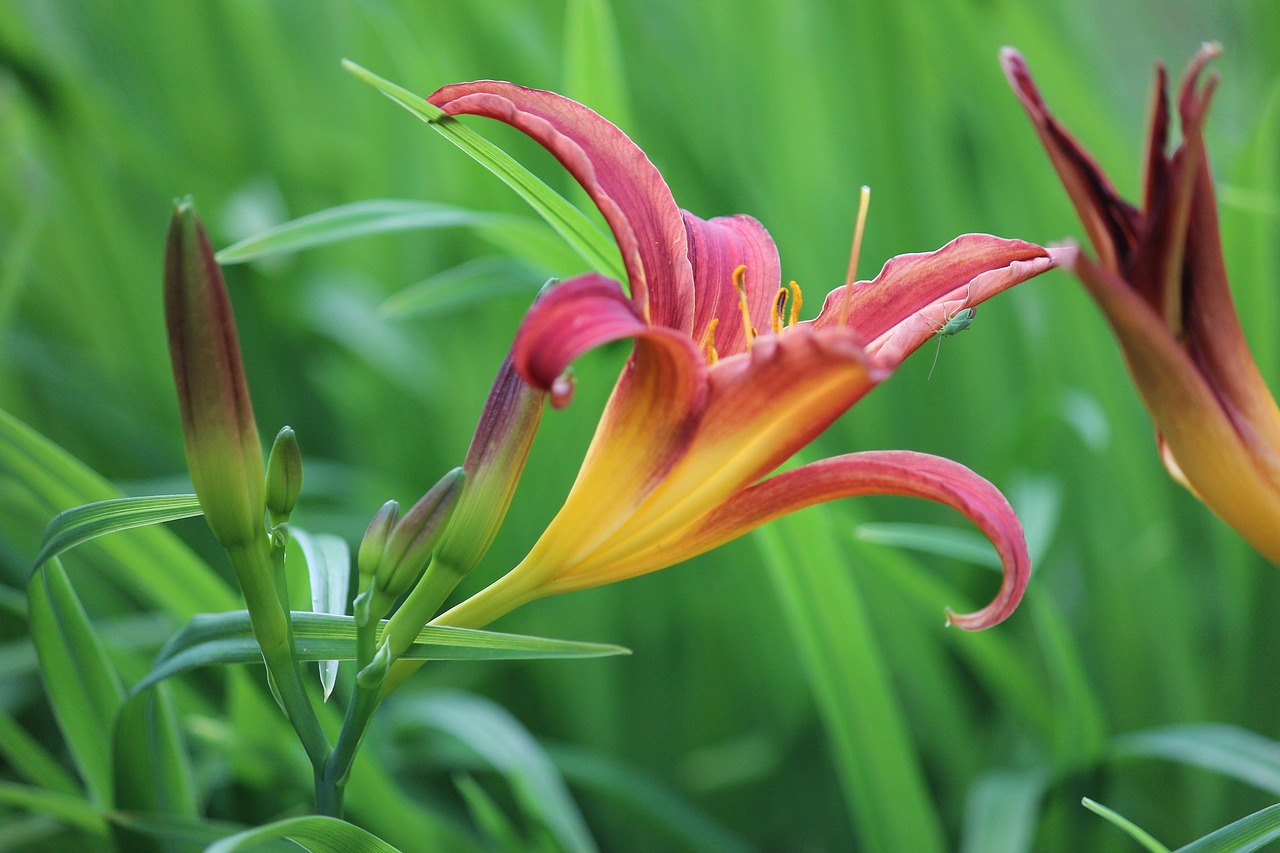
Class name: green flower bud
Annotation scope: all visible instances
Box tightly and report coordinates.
[375,467,465,603]
[164,198,265,548]
[265,426,302,525]
[356,641,392,689]
[433,354,545,575]
[358,500,400,592]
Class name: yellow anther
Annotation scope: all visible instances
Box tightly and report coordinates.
[839,186,871,326]
[732,264,755,352]
[701,318,720,364]
[788,280,803,327]
[772,287,789,334]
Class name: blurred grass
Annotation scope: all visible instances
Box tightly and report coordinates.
[1,0,1278,850]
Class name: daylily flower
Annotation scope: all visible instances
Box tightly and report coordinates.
[414,81,1065,632]
[1003,45,1280,564]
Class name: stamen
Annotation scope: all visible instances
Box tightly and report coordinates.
[788,281,803,327]
[772,287,789,334]
[839,186,871,326]
[732,264,755,352]
[701,318,720,364]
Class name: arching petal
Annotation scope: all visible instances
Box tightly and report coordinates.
[580,451,1029,629]
[512,273,646,406]
[513,326,708,585]
[808,235,1063,370]
[683,212,782,358]
[567,325,883,571]
[1000,48,1142,273]
[1072,253,1280,563]
[429,81,694,332]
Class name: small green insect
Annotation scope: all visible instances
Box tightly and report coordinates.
[925,306,975,380]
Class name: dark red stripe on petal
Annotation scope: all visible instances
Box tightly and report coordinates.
[808,234,1058,370]
[1000,48,1143,273]
[690,450,1031,629]
[683,212,782,357]
[429,82,695,333]
[512,273,645,399]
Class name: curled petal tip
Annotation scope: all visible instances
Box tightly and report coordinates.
[550,371,576,409]
[998,46,1024,66]
[1198,41,1224,60]
[1048,242,1081,270]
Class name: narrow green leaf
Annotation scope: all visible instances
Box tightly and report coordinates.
[378,257,539,318]
[0,782,108,836]
[1176,803,1280,853]
[755,509,947,853]
[959,769,1051,853]
[341,61,625,283]
[108,813,298,852]
[853,522,1000,568]
[112,686,198,823]
[205,814,404,853]
[27,561,126,808]
[32,494,203,574]
[454,774,529,852]
[216,199,531,264]
[392,692,598,853]
[0,709,81,795]
[549,744,753,853]
[563,0,634,131]
[133,611,629,693]
[0,406,238,618]
[291,529,351,699]
[1114,724,1280,796]
[1083,798,1171,853]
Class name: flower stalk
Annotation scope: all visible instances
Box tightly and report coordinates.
[163,200,330,781]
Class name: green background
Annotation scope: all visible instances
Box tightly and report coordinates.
[2,1,1278,850]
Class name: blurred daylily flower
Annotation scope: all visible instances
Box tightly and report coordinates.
[421,81,1065,631]
[1003,45,1280,564]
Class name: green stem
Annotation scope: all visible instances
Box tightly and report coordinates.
[323,557,469,801]
[380,557,466,660]
[227,543,330,771]
[314,766,344,819]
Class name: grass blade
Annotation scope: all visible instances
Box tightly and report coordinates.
[562,0,633,131]
[960,768,1051,853]
[378,257,540,318]
[27,561,126,807]
[0,782,107,836]
[1,407,237,617]
[340,61,625,283]
[206,814,404,853]
[853,522,1000,568]
[392,691,599,853]
[133,611,630,693]
[215,199,541,265]
[112,686,198,822]
[755,508,947,852]
[0,710,81,795]
[1083,798,1170,853]
[32,494,202,574]
[1114,724,1280,797]
[1176,803,1280,853]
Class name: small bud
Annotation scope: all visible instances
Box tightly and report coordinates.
[265,426,303,525]
[353,590,375,629]
[164,198,265,548]
[358,500,400,592]
[356,641,392,689]
[376,467,465,602]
